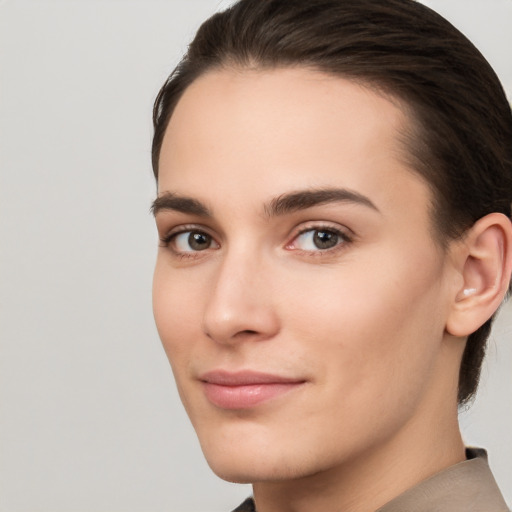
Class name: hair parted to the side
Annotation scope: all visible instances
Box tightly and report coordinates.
[152,0,512,404]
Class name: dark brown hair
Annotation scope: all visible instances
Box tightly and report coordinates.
[152,0,512,404]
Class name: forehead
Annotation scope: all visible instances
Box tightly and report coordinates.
[158,67,431,221]
[162,67,406,164]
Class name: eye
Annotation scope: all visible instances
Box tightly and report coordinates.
[288,227,350,252]
[162,229,219,253]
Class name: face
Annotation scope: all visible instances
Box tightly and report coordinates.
[152,68,458,484]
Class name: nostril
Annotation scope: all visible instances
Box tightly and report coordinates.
[229,329,262,340]
[202,296,280,344]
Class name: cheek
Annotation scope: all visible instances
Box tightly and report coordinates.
[153,262,208,418]
[152,262,201,363]
[281,250,447,409]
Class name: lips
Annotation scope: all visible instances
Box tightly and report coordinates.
[199,370,306,409]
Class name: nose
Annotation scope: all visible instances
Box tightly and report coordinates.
[202,250,280,345]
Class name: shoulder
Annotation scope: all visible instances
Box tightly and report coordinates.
[377,447,509,512]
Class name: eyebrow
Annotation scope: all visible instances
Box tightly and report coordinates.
[264,187,380,217]
[151,192,212,217]
[151,187,379,218]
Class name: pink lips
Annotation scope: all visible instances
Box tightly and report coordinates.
[199,370,305,410]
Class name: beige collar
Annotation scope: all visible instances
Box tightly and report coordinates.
[233,448,509,512]
[376,448,509,512]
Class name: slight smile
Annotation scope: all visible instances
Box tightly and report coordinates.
[199,370,307,410]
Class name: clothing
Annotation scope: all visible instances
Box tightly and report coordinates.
[231,448,509,512]
[232,498,256,512]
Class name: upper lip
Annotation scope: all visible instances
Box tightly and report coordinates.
[199,370,305,386]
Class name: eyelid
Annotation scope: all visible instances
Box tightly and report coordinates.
[285,221,354,253]
[159,224,220,251]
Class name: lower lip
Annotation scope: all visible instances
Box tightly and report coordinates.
[202,382,304,409]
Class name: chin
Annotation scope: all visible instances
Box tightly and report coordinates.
[198,434,329,485]
[207,464,258,484]
[200,441,274,483]
[206,458,297,484]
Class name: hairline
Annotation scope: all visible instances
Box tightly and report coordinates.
[154,61,455,251]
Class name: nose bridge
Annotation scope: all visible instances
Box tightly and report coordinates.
[202,243,278,344]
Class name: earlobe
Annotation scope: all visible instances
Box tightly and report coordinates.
[447,213,512,337]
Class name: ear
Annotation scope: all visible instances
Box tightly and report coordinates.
[446,213,512,337]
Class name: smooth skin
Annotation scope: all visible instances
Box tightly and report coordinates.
[152,68,512,512]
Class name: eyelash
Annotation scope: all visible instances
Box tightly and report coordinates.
[286,224,353,255]
[159,223,353,258]
[159,225,217,256]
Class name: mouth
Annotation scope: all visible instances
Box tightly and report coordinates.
[199,370,307,410]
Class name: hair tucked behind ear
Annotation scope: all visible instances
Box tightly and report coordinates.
[152,0,512,404]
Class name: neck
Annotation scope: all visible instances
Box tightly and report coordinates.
[252,401,465,512]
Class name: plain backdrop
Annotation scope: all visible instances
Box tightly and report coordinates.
[0,1,511,511]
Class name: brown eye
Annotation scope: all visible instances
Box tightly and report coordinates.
[171,230,217,252]
[312,230,339,249]
[188,232,212,251]
[291,228,347,251]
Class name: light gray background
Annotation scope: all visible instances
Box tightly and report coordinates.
[0,1,510,511]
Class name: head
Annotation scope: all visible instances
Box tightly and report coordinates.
[151,0,512,487]
[152,0,512,405]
